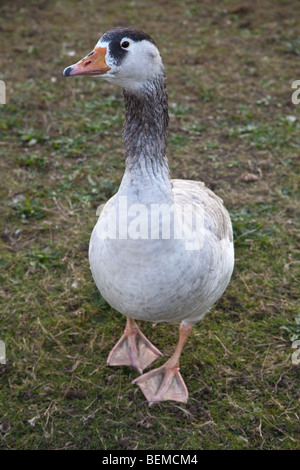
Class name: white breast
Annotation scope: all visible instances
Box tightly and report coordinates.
[89,179,234,325]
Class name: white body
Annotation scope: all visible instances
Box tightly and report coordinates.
[89,178,234,325]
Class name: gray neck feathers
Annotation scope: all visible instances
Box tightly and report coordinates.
[122,73,170,181]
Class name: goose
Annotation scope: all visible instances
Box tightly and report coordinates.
[63,27,234,405]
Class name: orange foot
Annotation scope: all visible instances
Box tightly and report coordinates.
[107,318,162,374]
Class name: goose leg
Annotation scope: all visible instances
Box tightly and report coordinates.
[107,317,162,374]
[132,323,192,405]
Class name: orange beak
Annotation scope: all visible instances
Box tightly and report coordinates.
[63,46,111,77]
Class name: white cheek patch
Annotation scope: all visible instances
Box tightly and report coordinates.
[121,41,163,80]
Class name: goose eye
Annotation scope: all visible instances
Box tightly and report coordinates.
[121,40,130,49]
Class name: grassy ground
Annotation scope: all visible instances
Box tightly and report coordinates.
[0,0,299,450]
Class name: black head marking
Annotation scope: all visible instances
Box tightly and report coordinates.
[102,27,156,45]
[100,27,156,65]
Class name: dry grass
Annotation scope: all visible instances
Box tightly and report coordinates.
[0,0,299,449]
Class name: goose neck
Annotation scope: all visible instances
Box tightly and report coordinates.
[122,74,170,184]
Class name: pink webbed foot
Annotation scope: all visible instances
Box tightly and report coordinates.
[132,323,193,406]
[132,363,188,406]
[107,318,162,374]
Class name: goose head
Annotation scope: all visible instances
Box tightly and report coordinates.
[63,27,164,91]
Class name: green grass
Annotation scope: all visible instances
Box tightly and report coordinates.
[0,0,299,450]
